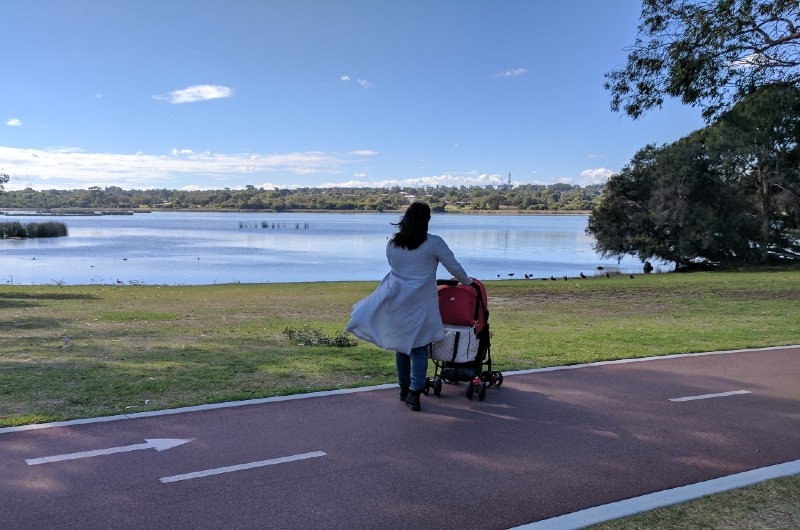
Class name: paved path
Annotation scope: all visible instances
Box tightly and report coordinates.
[2,346,799,529]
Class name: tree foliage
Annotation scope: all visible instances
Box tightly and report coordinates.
[588,83,800,268]
[0,184,604,213]
[606,0,800,120]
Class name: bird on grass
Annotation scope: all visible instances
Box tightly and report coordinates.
[580,272,587,278]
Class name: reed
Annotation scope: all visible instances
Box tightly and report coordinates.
[0,221,68,238]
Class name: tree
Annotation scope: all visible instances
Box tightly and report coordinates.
[705,83,800,261]
[0,172,8,195]
[588,137,743,269]
[606,0,800,120]
[587,144,665,264]
[588,84,800,268]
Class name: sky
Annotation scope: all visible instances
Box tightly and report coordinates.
[1,0,707,192]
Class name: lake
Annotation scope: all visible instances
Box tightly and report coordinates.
[0,211,662,285]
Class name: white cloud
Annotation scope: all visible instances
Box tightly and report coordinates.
[321,172,507,189]
[0,146,376,190]
[493,68,527,79]
[340,75,373,89]
[0,144,609,191]
[153,84,234,104]
[348,149,378,156]
[6,118,22,126]
[579,167,614,184]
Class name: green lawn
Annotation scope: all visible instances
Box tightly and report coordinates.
[1,269,797,426]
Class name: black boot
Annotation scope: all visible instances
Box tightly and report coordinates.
[399,385,409,401]
[404,389,421,411]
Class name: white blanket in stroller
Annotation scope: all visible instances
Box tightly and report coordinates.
[430,325,479,363]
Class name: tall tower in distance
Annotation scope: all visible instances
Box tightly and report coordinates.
[500,172,513,191]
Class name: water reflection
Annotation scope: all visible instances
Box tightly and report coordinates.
[0,212,662,285]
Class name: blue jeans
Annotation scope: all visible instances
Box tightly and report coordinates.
[396,345,429,392]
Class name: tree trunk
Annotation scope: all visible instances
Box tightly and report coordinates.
[755,165,771,264]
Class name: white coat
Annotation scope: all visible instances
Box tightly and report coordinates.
[346,234,471,354]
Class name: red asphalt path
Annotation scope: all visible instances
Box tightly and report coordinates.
[1,345,798,529]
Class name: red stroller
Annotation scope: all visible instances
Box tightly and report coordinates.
[425,278,503,400]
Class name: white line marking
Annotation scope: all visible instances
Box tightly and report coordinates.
[511,459,800,530]
[669,390,751,402]
[159,451,326,483]
[1,345,796,435]
[26,438,194,465]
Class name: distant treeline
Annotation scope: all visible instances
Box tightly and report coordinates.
[0,184,604,212]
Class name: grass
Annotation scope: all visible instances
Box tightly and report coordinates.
[588,474,800,529]
[1,270,798,425]
[1,270,798,526]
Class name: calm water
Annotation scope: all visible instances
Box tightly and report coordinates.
[0,211,661,285]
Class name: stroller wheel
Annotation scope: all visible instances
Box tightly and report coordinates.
[466,383,474,400]
[478,381,487,401]
[433,376,443,397]
[493,371,504,387]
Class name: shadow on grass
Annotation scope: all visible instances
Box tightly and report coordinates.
[0,317,65,330]
[0,292,100,301]
[0,292,100,310]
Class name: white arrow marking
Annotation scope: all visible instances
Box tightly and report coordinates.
[159,451,326,483]
[669,390,751,402]
[26,438,194,465]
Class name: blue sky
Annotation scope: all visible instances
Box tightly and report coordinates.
[1,1,706,192]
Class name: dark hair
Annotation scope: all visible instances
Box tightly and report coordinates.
[390,202,430,250]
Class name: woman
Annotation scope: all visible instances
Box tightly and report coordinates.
[346,202,473,411]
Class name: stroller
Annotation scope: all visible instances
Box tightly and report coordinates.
[424,278,503,401]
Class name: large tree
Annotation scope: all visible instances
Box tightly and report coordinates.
[589,83,800,268]
[587,135,741,269]
[606,0,800,120]
[706,82,800,261]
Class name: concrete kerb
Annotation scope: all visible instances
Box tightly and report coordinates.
[512,459,800,530]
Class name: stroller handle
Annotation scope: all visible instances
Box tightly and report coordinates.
[436,279,482,292]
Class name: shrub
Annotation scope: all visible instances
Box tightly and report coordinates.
[0,221,26,238]
[0,221,68,239]
[283,326,358,347]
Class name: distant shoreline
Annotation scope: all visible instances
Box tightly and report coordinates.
[0,207,591,216]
